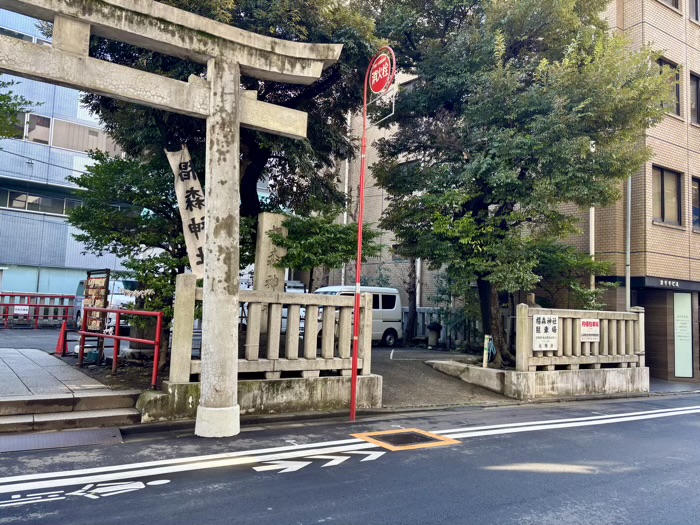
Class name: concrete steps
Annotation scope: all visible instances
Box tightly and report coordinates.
[0,390,142,433]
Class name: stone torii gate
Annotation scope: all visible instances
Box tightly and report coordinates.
[0,0,342,437]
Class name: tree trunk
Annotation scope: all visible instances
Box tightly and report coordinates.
[405,258,418,341]
[308,266,315,292]
[476,277,515,368]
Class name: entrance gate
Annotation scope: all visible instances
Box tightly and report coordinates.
[0,0,341,437]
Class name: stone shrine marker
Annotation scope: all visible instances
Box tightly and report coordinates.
[0,0,342,437]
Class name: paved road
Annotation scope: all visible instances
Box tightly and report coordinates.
[372,347,509,408]
[2,395,700,524]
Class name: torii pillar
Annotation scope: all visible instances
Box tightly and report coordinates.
[0,0,342,437]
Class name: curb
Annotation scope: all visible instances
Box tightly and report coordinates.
[119,389,700,437]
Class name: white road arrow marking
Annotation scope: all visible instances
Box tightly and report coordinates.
[253,461,311,474]
[347,451,386,462]
[2,405,700,492]
[308,455,350,467]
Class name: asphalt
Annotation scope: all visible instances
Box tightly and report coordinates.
[1,395,700,524]
[372,347,509,408]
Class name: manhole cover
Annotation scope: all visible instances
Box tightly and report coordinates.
[352,428,460,451]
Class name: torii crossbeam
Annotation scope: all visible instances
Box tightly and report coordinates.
[0,0,342,437]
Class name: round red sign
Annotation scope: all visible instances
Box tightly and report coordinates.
[369,52,394,94]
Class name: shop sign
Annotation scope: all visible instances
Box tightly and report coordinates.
[533,314,559,351]
[580,319,600,343]
[674,293,693,378]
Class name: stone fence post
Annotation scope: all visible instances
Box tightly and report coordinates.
[515,303,531,372]
[170,273,197,383]
[631,306,645,368]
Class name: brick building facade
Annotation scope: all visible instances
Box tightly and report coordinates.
[584,0,700,382]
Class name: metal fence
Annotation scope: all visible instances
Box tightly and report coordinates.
[0,292,75,328]
[403,307,483,347]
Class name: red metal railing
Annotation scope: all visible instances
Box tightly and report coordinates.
[0,293,75,329]
[78,307,164,390]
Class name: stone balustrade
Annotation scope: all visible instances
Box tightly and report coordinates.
[170,274,373,382]
[515,304,645,372]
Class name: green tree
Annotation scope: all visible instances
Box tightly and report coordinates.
[375,0,670,366]
[533,241,618,311]
[67,153,257,317]
[268,212,381,291]
[67,154,186,319]
[0,77,31,139]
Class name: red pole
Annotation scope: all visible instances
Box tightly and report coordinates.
[112,312,121,375]
[350,47,396,422]
[78,308,88,367]
[151,312,163,390]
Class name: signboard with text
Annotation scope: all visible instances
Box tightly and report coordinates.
[166,147,205,279]
[84,269,110,333]
[532,314,559,351]
[580,319,600,343]
[368,50,396,95]
[13,305,29,315]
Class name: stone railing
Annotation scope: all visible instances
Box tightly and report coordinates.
[515,304,645,372]
[169,274,373,382]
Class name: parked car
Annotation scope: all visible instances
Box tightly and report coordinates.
[313,286,404,347]
[74,279,138,330]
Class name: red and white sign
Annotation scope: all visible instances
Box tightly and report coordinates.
[580,319,600,343]
[369,52,394,94]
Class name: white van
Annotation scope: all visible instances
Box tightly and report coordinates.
[313,286,404,347]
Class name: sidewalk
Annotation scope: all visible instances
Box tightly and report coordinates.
[650,377,700,394]
[0,348,109,397]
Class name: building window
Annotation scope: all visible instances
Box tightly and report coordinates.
[64,199,81,214]
[0,27,33,43]
[13,113,121,155]
[653,166,681,225]
[658,0,679,8]
[692,74,700,124]
[26,195,64,215]
[0,188,81,216]
[26,114,51,144]
[693,0,700,20]
[9,191,28,210]
[658,59,681,116]
[693,178,700,229]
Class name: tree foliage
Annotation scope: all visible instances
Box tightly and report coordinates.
[66,154,186,317]
[269,211,381,291]
[375,0,670,366]
[67,153,259,316]
[0,77,31,140]
[533,241,618,311]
